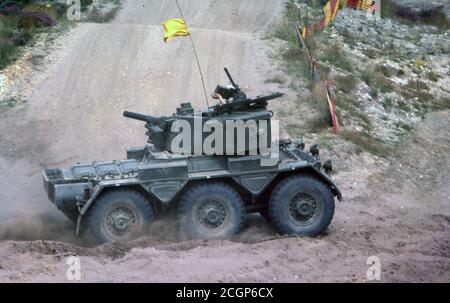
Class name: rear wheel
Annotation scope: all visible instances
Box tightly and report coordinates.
[84,190,155,244]
[178,183,245,239]
[269,176,335,237]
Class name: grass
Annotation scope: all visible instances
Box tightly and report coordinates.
[0,16,21,69]
[265,75,286,85]
[316,43,353,72]
[375,64,392,78]
[281,47,311,79]
[401,80,433,103]
[334,74,357,94]
[270,0,301,43]
[427,71,440,82]
[341,131,391,158]
[381,0,450,30]
[0,96,27,111]
[334,95,373,132]
[0,1,122,69]
[430,98,450,111]
[395,121,413,132]
[0,2,72,70]
[382,96,395,110]
[361,67,394,94]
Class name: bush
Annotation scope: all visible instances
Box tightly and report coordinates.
[317,44,353,72]
[0,1,39,15]
[334,74,357,93]
[361,67,394,93]
[265,75,286,84]
[341,131,391,157]
[11,31,32,46]
[18,11,57,29]
[381,0,450,30]
[0,36,16,69]
[0,15,18,69]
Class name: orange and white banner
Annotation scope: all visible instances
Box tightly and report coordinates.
[302,0,379,38]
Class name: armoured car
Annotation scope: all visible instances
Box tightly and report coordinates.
[43,69,342,244]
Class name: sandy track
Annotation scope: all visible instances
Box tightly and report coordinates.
[0,1,449,282]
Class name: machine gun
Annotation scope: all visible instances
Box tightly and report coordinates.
[213,68,248,102]
[213,92,284,115]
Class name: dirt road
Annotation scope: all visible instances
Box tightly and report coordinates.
[0,0,449,282]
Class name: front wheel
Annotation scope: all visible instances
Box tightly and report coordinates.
[84,190,155,244]
[269,176,335,237]
[178,183,245,240]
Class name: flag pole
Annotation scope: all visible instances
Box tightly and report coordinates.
[174,0,210,108]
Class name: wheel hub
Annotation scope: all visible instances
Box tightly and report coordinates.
[206,210,221,224]
[198,201,228,229]
[114,215,130,231]
[297,201,313,216]
[105,207,137,236]
[289,192,319,224]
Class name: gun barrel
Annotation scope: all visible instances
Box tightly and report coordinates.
[213,92,284,114]
[224,67,238,90]
[123,111,159,124]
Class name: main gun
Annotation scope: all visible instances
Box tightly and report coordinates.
[123,111,168,150]
[123,111,160,125]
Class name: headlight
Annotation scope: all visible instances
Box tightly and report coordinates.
[310,144,320,156]
[323,159,333,173]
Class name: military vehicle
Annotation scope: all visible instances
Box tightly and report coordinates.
[43,68,342,244]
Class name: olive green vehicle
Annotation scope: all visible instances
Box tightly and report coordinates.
[43,69,342,244]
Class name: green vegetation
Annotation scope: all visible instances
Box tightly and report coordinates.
[427,71,440,82]
[0,15,22,69]
[401,80,433,103]
[334,95,372,132]
[271,0,448,155]
[381,0,450,30]
[316,43,353,72]
[0,1,70,69]
[382,96,395,110]
[361,67,394,94]
[334,74,357,94]
[341,131,391,158]
[265,75,286,84]
[0,95,27,112]
[0,1,122,69]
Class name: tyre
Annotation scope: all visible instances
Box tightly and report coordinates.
[178,183,245,239]
[84,190,155,244]
[269,175,335,237]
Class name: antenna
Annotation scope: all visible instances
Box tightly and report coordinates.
[174,0,210,108]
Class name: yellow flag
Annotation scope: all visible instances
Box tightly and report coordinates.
[162,18,189,43]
